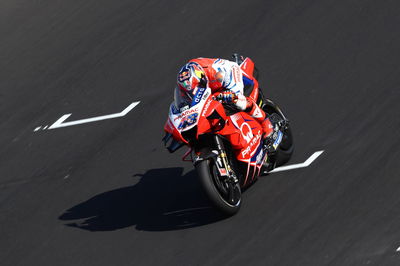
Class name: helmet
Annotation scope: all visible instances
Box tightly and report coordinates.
[177,62,207,93]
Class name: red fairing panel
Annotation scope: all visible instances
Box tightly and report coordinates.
[222,111,265,185]
[240,58,260,102]
[164,116,188,144]
[240,57,255,78]
[219,112,263,162]
[196,98,228,135]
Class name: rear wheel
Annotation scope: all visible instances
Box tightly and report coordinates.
[262,99,294,167]
[275,124,294,166]
[196,159,241,215]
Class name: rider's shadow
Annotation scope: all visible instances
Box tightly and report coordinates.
[58,167,225,231]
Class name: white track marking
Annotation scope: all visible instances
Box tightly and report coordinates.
[34,126,42,132]
[47,101,140,130]
[396,246,400,252]
[269,150,324,173]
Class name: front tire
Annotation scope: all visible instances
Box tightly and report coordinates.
[196,159,241,215]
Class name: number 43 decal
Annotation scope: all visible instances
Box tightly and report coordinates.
[178,113,198,130]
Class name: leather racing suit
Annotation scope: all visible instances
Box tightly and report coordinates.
[188,57,274,139]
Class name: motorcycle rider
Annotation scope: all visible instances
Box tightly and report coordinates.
[177,57,277,150]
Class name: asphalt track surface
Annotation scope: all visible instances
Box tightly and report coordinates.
[1,1,400,265]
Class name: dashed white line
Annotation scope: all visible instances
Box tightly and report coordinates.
[33,101,140,131]
[269,150,324,173]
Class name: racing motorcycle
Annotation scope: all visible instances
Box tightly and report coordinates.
[163,54,294,215]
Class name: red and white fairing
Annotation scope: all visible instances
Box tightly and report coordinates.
[164,86,267,185]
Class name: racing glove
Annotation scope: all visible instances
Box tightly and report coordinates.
[216,91,248,111]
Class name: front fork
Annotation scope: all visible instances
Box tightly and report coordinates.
[190,135,239,184]
[213,136,239,184]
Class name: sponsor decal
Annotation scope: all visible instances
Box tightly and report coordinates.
[178,62,202,83]
[273,131,283,150]
[193,87,205,104]
[241,130,262,157]
[178,70,190,82]
[232,66,241,83]
[251,106,264,119]
[240,122,254,143]
[218,168,228,176]
[201,99,212,117]
[174,107,199,122]
[202,91,210,100]
[178,113,198,130]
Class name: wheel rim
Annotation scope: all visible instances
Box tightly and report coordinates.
[211,163,241,207]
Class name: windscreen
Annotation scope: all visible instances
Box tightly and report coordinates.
[173,87,206,113]
[173,87,193,112]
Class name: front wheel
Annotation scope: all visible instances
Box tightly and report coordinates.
[195,159,241,215]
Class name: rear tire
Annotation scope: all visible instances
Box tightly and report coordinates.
[261,99,294,167]
[196,159,241,215]
[275,125,294,166]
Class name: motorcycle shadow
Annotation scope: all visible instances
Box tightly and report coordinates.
[58,167,226,232]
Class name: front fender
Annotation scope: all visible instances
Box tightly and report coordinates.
[192,148,218,166]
